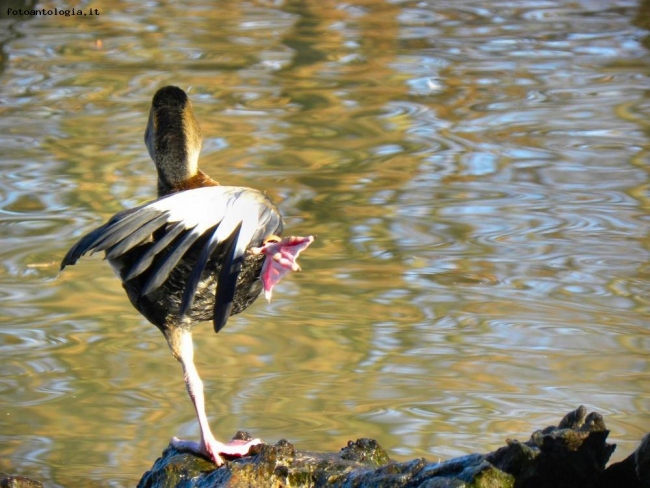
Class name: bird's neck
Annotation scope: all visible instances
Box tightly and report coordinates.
[158,170,219,196]
[155,156,196,196]
[153,114,203,197]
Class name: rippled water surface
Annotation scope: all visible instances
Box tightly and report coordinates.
[1,0,650,485]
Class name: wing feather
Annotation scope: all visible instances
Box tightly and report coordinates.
[140,226,204,296]
[123,221,187,281]
[104,212,169,259]
[88,207,158,253]
[212,223,244,332]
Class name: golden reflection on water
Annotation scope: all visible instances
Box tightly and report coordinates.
[1,0,650,486]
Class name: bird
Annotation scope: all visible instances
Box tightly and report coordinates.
[60,86,314,466]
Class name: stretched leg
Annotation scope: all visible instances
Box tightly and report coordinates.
[166,329,262,466]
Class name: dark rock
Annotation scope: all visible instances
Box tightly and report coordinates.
[598,431,650,488]
[340,438,391,466]
[598,452,640,488]
[486,406,616,487]
[635,433,650,486]
[138,406,633,487]
[0,474,43,488]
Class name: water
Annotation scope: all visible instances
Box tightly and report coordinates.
[1,0,649,485]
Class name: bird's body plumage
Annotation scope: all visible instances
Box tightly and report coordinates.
[60,86,313,465]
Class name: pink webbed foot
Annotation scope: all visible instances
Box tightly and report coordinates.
[171,436,263,466]
[249,235,315,302]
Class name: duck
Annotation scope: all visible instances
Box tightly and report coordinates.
[60,86,314,466]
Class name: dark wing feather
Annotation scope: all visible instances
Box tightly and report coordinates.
[140,226,203,296]
[104,212,169,259]
[60,207,140,268]
[89,208,158,253]
[212,222,245,333]
[123,220,187,282]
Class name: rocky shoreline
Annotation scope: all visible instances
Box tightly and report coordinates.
[134,406,649,487]
[3,406,648,487]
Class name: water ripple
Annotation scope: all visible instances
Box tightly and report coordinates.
[1,1,649,485]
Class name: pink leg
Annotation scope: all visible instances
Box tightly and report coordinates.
[169,331,262,466]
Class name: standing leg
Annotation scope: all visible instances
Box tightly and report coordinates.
[166,329,262,466]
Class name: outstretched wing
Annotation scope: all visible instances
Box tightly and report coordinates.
[61,186,283,329]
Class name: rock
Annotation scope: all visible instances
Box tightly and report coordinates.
[598,431,650,488]
[137,406,630,487]
[634,433,650,486]
[0,473,43,488]
[486,406,615,487]
[137,437,394,488]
